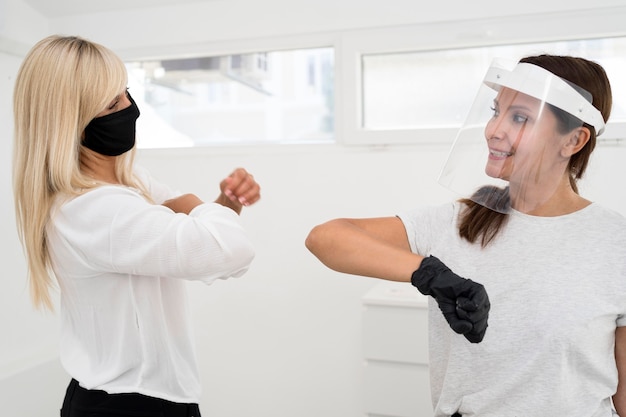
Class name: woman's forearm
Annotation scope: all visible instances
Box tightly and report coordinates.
[305,218,422,282]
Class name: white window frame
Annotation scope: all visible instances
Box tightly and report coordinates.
[339,7,626,146]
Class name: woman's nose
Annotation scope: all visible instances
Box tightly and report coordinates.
[485,118,506,141]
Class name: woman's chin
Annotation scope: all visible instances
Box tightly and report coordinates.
[484,166,507,180]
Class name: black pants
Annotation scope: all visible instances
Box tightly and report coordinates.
[61,379,201,417]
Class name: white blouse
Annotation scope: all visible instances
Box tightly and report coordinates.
[46,169,255,403]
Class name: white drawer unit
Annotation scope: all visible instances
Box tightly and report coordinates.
[362,282,432,417]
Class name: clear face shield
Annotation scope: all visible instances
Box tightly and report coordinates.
[438,59,605,213]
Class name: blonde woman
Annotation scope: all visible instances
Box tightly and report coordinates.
[13,35,260,417]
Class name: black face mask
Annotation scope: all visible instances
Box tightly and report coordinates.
[83,93,140,156]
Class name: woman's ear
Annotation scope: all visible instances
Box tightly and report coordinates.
[561,127,591,158]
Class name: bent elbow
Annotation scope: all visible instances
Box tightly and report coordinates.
[305,222,335,258]
[220,235,256,277]
[182,225,256,280]
[305,224,323,255]
[238,239,256,269]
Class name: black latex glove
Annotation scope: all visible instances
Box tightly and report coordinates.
[411,255,489,343]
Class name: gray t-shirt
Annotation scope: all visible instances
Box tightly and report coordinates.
[399,202,626,417]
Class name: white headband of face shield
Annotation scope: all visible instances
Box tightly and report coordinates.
[483,60,606,136]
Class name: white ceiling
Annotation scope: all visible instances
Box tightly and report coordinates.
[22,0,218,18]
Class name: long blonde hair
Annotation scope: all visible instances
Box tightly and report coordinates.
[13,35,149,310]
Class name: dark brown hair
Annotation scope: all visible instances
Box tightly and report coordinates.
[458,54,613,247]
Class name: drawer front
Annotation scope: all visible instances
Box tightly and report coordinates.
[364,360,432,417]
[362,305,429,364]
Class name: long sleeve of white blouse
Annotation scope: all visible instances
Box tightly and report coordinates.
[49,173,255,284]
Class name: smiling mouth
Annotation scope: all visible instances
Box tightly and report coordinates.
[489,149,513,158]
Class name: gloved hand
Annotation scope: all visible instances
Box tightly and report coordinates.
[411,256,489,343]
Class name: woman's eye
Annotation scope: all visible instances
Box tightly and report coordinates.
[490,106,499,117]
[512,113,528,124]
[107,99,119,111]
[107,92,125,110]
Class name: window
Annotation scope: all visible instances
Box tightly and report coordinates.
[126,47,334,148]
[361,38,626,133]
[339,7,626,146]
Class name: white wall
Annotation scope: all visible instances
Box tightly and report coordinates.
[2,1,626,416]
[0,0,49,55]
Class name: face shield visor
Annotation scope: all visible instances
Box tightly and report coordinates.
[438,58,605,214]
